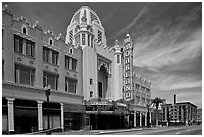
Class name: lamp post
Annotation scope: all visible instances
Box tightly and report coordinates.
[45,85,51,135]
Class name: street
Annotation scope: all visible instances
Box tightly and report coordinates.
[50,125,202,135]
[107,125,202,135]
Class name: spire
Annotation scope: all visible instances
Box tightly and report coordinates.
[115,39,119,46]
[81,9,87,23]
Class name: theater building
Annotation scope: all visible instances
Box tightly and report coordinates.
[2,7,84,134]
[66,6,129,129]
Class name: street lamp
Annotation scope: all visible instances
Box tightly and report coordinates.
[45,84,51,135]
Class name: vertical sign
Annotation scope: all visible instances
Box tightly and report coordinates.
[123,35,133,101]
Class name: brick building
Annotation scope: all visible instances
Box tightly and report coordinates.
[2,7,84,133]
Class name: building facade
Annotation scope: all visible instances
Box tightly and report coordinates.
[65,6,129,130]
[128,74,151,128]
[2,7,84,134]
[2,5,152,133]
[162,102,197,126]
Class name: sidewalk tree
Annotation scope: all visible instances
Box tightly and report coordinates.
[152,97,165,127]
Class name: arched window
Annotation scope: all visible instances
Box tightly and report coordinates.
[49,38,53,46]
[69,48,73,54]
[22,25,27,34]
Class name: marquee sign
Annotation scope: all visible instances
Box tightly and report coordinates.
[123,37,133,101]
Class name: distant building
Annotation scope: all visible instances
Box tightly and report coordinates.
[162,102,197,125]
[151,108,163,126]
[196,108,202,123]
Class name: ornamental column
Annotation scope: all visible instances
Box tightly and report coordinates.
[140,112,142,127]
[60,103,64,131]
[7,98,15,132]
[134,111,137,127]
[37,101,43,131]
[145,112,147,127]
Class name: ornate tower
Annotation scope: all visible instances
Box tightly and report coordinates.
[65,6,107,49]
[113,40,123,100]
[123,33,134,101]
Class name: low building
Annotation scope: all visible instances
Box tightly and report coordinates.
[162,102,197,126]
[196,108,202,123]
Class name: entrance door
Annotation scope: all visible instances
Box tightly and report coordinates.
[98,82,102,98]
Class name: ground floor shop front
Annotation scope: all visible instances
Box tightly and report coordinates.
[2,97,84,134]
[2,82,84,134]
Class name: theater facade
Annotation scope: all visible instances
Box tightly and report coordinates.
[2,5,152,133]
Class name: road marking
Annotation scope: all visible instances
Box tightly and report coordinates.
[176,132,181,134]
[187,129,191,132]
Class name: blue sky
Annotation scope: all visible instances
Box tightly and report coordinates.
[3,2,202,108]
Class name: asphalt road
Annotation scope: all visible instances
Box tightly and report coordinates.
[107,125,202,135]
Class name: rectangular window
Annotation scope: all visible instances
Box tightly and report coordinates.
[82,34,85,45]
[90,91,93,98]
[98,30,102,43]
[98,82,102,98]
[65,55,71,69]
[2,60,4,80]
[117,55,120,63]
[15,65,35,86]
[14,35,23,53]
[91,36,93,48]
[75,35,80,46]
[72,58,77,71]
[43,47,50,63]
[43,72,58,90]
[90,78,93,85]
[88,34,90,46]
[52,50,59,65]
[2,29,4,50]
[65,77,77,93]
[26,40,35,57]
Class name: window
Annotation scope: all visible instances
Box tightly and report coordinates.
[98,82,102,98]
[2,29,4,49]
[26,40,35,57]
[91,36,93,48]
[2,60,4,80]
[117,55,120,63]
[82,34,85,45]
[52,50,59,65]
[70,48,73,54]
[69,30,73,44]
[135,84,140,91]
[49,39,53,46]
[43,47,50,63]
[22,27,27,34]
[43,47,58,65]
[65,55,71,69]
[75,35,80,46]
[65,77,77,93]
[98,30,102,43]
[88,34,90,46]
[43,72,58,90]
[14,35,35,57]
[90,91,93,98]
[14,35,23,54]
[15,65,35,86]
[72,58,77,71]
[90,78,93,85]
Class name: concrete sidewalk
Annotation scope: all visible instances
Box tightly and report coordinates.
[91,128,143,135]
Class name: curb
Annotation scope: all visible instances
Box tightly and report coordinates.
[95,128,143,135]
